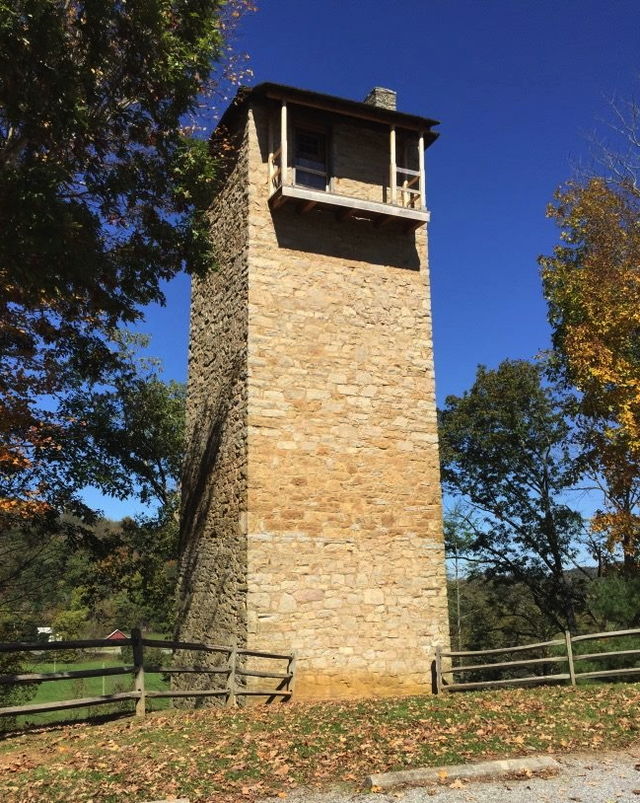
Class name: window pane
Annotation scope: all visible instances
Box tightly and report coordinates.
[296,170,326,190]
[294,130,327,185]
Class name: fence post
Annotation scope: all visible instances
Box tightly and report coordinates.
[435,646,443,694]
[132,627,146,717]
[226,645,237,708]
[564,630,576,687]
[286,652,297,702]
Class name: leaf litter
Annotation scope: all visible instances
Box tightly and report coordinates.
[0,684,639,801]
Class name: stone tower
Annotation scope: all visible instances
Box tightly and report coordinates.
[176,83,450,699]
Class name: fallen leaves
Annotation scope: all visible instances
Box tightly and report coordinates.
[1,684,640,802]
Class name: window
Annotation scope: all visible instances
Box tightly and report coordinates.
[294,129,328,190]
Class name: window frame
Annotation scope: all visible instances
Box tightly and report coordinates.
[292,125,330,192]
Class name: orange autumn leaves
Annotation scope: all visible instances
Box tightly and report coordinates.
[541,177,640,557]
[0,273,74,521]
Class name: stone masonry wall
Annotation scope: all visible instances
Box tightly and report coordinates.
[174,110,250,685]
[245,102,450,698]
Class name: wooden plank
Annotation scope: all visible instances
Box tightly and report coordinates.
[435,646,443,694]
[266,675,289,705]
[0,638,132,653]
[418,132,425,210]
[441,638,564,658]
[565,630,576,686]
[281,100,288,186]
[263,89,437,134]
[132,627,145,718]
[287,652,297,702]
[235,669,293,680]
[145,690,228,699]
[141,638,231,654]
[445,673,570,692]
[298,200,316,215]
[389,125,397,205]
[226,645,237,708]
[0,666,133,685]
[236,649,292,660]
[152,667,229,675]
[574,649,640,662]
[396,166,421,176]
[275,184,429,224]
[374,214,394,229]
[0,692,139,718]
[572,628,640,643]
[442,655,567,675]
[236,689,292,697]
[270,191,288,209]
[575,666,640,680]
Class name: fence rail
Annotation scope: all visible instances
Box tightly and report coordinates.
[0,628,295,720]
[435,627,640,693]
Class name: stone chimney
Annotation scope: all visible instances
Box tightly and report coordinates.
[363,86,397,111]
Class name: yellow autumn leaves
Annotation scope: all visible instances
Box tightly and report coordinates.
[541,177,640,558]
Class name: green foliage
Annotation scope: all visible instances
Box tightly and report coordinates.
[0,619,38,731]
[0,372,185,636]
[586,573,640,631]
[0,0,223,298]
[0,0,242,520]
[87,508,180,634]
[63,366,186,507]
[439,360,586,632]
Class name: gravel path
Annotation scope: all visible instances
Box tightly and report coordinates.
[260,749,640,803]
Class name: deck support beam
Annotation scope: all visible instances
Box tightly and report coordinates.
[418,132,426,210]
[389,125,397,205]
[280,100,288,187]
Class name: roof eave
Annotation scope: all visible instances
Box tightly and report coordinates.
[215,82,440,147]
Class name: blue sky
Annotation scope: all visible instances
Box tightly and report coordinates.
[91,0,640,518]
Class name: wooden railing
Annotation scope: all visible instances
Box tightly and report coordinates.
[0,629,295,720]
[268,145,282,195]
[435,627,640,693]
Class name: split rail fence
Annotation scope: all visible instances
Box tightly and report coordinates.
[0,628,295,720]
[435,627,640,693]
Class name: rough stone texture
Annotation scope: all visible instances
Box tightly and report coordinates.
[173,113,250,686]
[331,119,391,203]
[365,756,562,790]
[364,86,397,111]
[177,92,450,700]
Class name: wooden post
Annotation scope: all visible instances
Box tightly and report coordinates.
[132,627,145,717]
[268,112,274,193]
[286,652,297,702]
[418,132,425,209]
[389,125,397,205]
[565,631,576,686]
[226,646,237,708]
[280,100,288,187]
[434,646,443,694]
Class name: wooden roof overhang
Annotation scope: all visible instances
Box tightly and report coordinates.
[215,83,440,229]
[251,82,440,145]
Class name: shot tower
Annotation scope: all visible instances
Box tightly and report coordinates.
[176,83,450,698]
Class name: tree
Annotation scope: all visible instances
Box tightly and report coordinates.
[0,374,186,632]
[541,177,640,568]
[62,361,186,510]
[439,360,587,632]
[0,0,253,520]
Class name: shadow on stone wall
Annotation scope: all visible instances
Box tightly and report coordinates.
[271,205,420,270]
[176,351,248,670]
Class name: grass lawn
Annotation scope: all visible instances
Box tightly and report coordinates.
[0,683,639,802]
[9,653,171,728]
